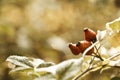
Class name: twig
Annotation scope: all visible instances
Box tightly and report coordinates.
[89,56,95,65]
[94,45,104,61]
[73,41,99,80]
[108,53,120,60]
[82,41,99,61]
[74,40,120,80]
[72,68,93,80]
[95,55,104,61]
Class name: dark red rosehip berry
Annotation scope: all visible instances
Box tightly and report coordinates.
[76,40,94,55]
[69,43,81,55]
[84,28,97,43]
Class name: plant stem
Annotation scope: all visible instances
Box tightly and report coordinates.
[82,41,99,61]
[94,46,104,61]
[73,41,98,80]
[108,53,120,60]
[72,68,93,80]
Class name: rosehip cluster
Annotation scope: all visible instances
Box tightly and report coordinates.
[69,28,96,55]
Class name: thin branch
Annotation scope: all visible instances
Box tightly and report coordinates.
[82,41,99,61]
[73,41,99,80]
[95,55,104,61]
[108,53,120,60]
[73,39,120,80]
[94,46,104,61]
[72,68,93,80]
[89,56,95,65]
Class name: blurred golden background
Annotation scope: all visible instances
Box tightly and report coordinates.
[0,0,120,80]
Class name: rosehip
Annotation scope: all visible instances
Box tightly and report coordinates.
[84,28,97,43]
[76,40,94,55]
[69,43,81,55]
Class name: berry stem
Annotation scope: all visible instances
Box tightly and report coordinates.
[82,41,99,60]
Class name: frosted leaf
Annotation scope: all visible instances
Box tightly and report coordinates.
[6,55,55,69]
[98,18,120,55]
[36,58,83,80]
[97,30,108,41]
[106,17,120,32]
[6,55,84,80]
